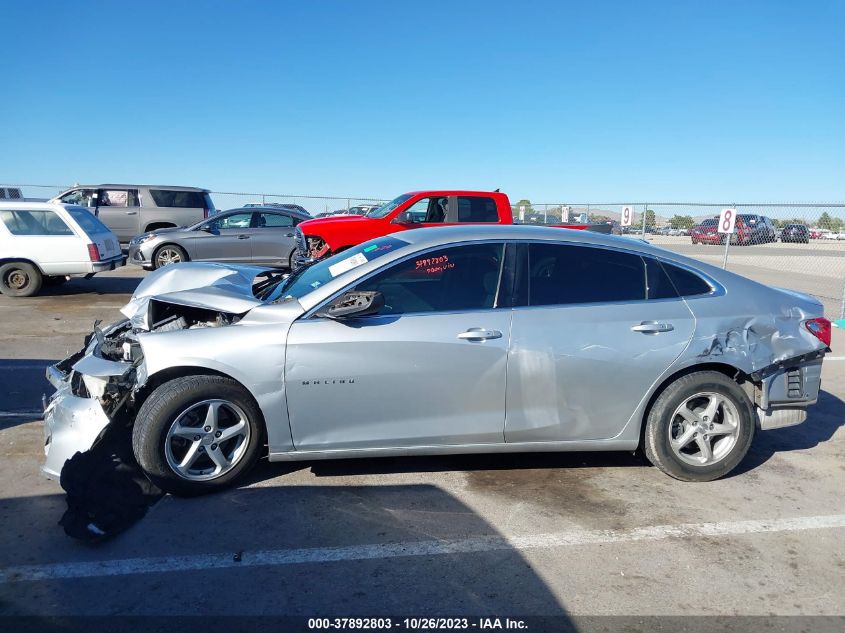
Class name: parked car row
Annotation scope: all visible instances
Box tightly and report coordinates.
[690,214,778,246]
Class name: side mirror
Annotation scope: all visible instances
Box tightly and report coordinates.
[317,291,384,319]
[200,224,218,234]
[392,211,417,224]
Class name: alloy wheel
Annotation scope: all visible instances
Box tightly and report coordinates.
[668,392,741,466]
[156,248,183,267]
[165,399,251,481]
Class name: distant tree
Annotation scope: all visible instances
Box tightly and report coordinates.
[644,209,657,229]
[669,214,694,229]
[817,212,835,230]
[831,217,845,232]
[589,214,611,223]
[512,199,534,217]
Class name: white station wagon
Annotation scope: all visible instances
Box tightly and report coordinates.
[0,202,124,297]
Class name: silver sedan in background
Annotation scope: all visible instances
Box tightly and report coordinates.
[127,206,310,270]
[44,225,829,495]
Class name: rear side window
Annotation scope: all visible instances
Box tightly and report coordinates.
[257,212,295,228]
[457,196,498,222]
[527,243,646,306]
[150,190,207,208]
[662,262,712,297]
[67,208,111,235]
[0,209,74,236]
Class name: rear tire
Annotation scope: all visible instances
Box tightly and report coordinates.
[0,262,42,297]
[643,371,755,482]
[132,375,264,496]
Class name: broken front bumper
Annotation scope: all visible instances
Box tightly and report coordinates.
[41,332,137,479]
[42,381,111,478]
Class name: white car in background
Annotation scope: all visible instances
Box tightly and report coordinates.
[0,202,125,297]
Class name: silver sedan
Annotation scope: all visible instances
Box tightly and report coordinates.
[127,207,310,270]
[44,225,829,495]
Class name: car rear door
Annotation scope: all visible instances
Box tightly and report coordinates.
[285,242,512,451]
[504,242,696,442]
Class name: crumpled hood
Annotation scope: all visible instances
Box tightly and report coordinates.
[121,262,270,330]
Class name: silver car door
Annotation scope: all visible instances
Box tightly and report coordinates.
[505,243,696,442]
[249,212,297,265]
[285,242,511,451]
[192,211,254,262]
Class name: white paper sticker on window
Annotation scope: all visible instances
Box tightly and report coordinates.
[328,252,368,277]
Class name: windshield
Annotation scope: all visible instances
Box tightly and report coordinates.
[699,219,718,227]
[261,236,410,303]
[365,194,412,218]
[67,208,111,235]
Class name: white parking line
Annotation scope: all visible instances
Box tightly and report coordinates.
[823,356,845,361]
[2,514,843,584]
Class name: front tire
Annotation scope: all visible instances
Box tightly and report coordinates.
[152,244,188,269]
[643,371,755,482]
[0,262,42,297]
[133,375,264,496]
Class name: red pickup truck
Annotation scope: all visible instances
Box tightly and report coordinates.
[294,189,611,266]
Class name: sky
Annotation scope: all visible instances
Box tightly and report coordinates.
[1,0,843,203]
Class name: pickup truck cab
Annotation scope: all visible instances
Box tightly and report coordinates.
[294,190,609,266]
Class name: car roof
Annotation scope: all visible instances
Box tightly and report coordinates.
[64,184,209,192]
[223,206,310,217]
[0,201,72,210]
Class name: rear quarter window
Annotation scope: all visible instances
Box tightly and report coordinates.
[68,208,111,235]
[457,196,499,222]
[662,262,712,296]
[149,190,207,208]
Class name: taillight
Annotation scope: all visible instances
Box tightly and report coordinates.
[87,243,101,262]
[805,317,831,347]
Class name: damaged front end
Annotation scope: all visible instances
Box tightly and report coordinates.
[42,262,274,479]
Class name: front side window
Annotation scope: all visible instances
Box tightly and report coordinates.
[257,212,294,228]
[353,243,505,315]
[405,196,450,223]
[98,189,139,207]
[0,209,74,236]
[208,212,253,230]
[527,243,646,306]
[59,188,96,207]
[457,196,498,222]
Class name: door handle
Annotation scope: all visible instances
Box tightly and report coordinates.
[237,235,250,240]
[631,321,674,333]
[285,232,295,237]
[125,211,137,215]
[457,328,502,341]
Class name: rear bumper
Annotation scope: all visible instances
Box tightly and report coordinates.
[91,255,126,272]
[754,355,825,431]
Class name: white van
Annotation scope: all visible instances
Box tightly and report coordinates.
[0,202,125,297]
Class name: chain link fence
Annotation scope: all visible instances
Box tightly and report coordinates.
[3,184,843,316]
